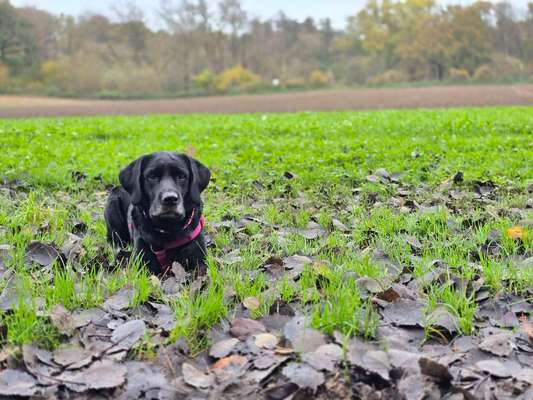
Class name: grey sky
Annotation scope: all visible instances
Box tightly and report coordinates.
[11,0,531,29]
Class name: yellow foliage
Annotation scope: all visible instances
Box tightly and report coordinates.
[193,68,216,90]
[0,63,9,87]
[215,65,262,92]
[309,70,329,87]
[284,77,306,89]
[40,60,63,82]
[449,68,470,81]
[40,56,106,93]
[369,69,406,84]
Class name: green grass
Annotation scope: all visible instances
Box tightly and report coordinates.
[0,107,532,350]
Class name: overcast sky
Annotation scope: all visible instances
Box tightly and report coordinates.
[11,0,531,29]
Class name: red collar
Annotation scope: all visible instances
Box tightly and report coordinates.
[153,214,205,269]
[128,209,205,270]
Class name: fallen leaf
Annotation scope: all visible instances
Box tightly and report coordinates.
[211,355,248,371]
[283,316,326,353]
[282,363,325,393]
[253,354,280,370]
[380,298,425,328]
[171,262,187,283]
[283,171,297,180]
[254,333,279,349]
[506,226,527,240]
[25,241,61,267]
[120,361,173,399]
[71,308,106,328]
[315,344,344,361]
[61,234,84,261]
[453,171,464,184]
[478,332,514,357]
[111,319,146,350]
[475,359,511,378]
[103,285,135,311]
[264,383,299,400]
[0,244,12,270]
[0,287,20,312]
[283,255,313,280]
[398,374,441,400]
[23,345,62,385]
[61,360,127,392]
[418,357,453,383]
[519,315,533,341]
[405,235,423,252]
[0,369,38,397]
[332,219,349,232]
[356,277,383,295]
[229,318,266,340]
[516,368,533,385]
[275,347,295,355]
[209,338,239,358]
[149,302,177,332]
[299,222,326,240]
[426,306,460,336]
[301,351,336,372]
[243,296,260,311]
[50,304,74,335]
[182,363,214,389]
[53,346,93,369]
[349,350,391,381]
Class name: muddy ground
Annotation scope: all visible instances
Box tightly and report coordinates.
[1,84,533,118]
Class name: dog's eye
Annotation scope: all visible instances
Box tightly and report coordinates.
[147,173,159,181]
[176,172,186,181]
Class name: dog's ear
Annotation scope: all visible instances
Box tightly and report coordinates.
[119,155,148,205]
[184,155,211,205]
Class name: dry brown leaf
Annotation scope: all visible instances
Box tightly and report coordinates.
[182,363,214,389]
[519,315,533,341]
[242,296,260,311]
[275,347,295,355]
[50,304,73,335]
[506,226,527,240]
[211,355,248,371]
[229,318,266,340]
[254,333,279,350]
[209,338,239,358]
[0,369,38,397]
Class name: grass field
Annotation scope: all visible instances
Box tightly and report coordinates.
[0,107,532,398]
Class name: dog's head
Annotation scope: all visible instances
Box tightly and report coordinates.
[119,152,210,223]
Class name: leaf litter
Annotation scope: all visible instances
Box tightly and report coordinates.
[1,167,532,399]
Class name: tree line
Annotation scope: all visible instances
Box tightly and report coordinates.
[0,0,532,98]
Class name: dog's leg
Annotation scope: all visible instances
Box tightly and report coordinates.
[104,188,131,247]
[133,238,162,275]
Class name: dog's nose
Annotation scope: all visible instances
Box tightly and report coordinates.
[162,192,179,206]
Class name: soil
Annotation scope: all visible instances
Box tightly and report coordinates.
[1,84,533,118]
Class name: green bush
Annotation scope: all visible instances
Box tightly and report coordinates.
[473,65,494,80]
[193,69,216,92]
[449,68,470,81]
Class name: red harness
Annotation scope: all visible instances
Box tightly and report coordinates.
[129,209,205,269]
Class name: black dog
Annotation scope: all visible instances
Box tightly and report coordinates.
[104,152,211,275]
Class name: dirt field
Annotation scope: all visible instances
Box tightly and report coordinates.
[2,84,533,118]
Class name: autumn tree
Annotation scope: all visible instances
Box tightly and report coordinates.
[0,1,38,72]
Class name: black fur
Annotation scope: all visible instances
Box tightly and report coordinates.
[104,152,211,274]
